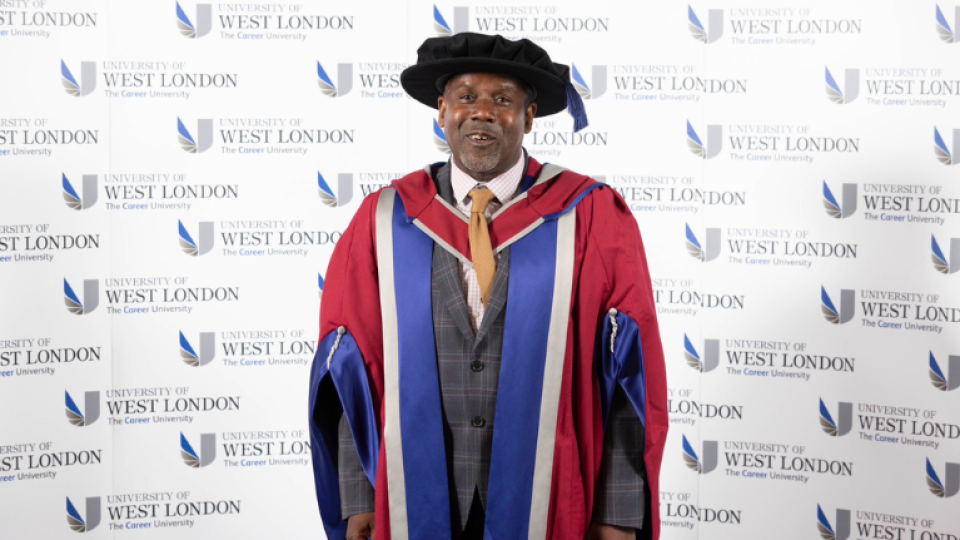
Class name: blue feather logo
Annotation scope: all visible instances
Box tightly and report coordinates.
[937,4,957,44]
[819,399,838,436]
[178,220,214,256]
[317,61,337,96]
[62,173,98,210]
[688,5,723,43]
[64,278,98,315]
[180,433,202,467]
[927,458,946,497]
[681,434,702,472]
[932,234,950,273]
[180,332,200,363]
[177,117,198,153]
[820,287,839,323]
[685,223,704,260]
[683,334,703,371]
[686,121,705,157]
[433,119,450,154]
[181,432,216,467]
[176,2,211,39]
[686,120,722,159]
[66,497,86,532]
[929,352,950,391]
[824,67,859,104]
[64,278,84,315]
[434,5,452,35]
[817,505,836,540]
[934,127,956,165]
[61,60,80,96]
[572,64,591,99]
[178,219,199,255]
[62,173,83,209]
[65,391,85,426]
[66,496,100,532]
[61,59,96,97]
[317,171,337,206]
[816,505,850,540]
[822,181,842,218]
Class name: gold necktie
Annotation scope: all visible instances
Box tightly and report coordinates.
[469,186,498,308]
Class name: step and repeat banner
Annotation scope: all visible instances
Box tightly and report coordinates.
[1,0,959,538]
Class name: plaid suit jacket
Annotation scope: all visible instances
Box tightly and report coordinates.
[336,161,646,533]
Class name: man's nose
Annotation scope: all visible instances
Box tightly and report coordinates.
[470,98,496,122]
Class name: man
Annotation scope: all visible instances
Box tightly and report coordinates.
[309,33,667,540]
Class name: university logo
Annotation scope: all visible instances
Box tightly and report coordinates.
[317,61,353,98]
[688,5,723,44]
[177,117,213,154]
[685,223,721,262]
[686,120,722,159]
[681,434,717,474]
[178,220,214,256]
[66,496,101,533]
[180,432,216,468]
[817,505,851,540]
[934,126,960,165]
[180,331,215,367]
[820,286,854,325]
[930,351,960,391]
[318,271,324,299]
[63,173,98,210]
[433,119,451,154]
[434,4,467,36]
[684,334,719,373]
[571,64,607,100]
[65,390,100,427]
[931,234,960,274]
[318,171,354,207]
[824,66,859,104]
[822,181,856,219]
[926,458,960,498]
[819,399,852,437]
[64,278,99,315]
[61,59,96,97]
[176,1,212,39]
[936,4,959,44]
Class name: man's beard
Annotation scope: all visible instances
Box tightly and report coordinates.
[458,145,500,172]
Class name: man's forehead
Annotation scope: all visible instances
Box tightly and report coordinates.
[444,72,527,91]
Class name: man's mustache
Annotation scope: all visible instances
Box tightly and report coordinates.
[459,123,502,138]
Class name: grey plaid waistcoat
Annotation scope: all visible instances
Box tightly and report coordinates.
[336,161,646,534]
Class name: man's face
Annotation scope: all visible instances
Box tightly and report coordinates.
[438,72,537,181]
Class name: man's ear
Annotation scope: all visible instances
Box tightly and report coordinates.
[437,96,446,129]
[524,102,537,134]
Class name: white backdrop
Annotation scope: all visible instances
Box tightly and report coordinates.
[1,0,959,538]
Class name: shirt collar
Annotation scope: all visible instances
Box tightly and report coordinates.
[450,151,526,208]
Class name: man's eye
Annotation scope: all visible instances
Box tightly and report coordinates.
[496,97,510,103]
[459,94,474,100]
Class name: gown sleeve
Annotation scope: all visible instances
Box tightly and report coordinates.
[588,185,669,540]
[308,193,385,540]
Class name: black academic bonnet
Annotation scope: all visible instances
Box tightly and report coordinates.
[401,32,587,131]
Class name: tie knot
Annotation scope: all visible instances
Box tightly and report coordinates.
[470,186,497,214]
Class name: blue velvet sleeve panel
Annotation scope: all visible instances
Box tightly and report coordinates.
[596,308,647,431]
[308,327,380,540]
[594,308,650,530]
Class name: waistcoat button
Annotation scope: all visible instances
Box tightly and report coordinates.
[471,416,486,428]
[471,360,484,372]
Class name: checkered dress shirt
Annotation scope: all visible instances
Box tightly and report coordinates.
[449,155,525,332]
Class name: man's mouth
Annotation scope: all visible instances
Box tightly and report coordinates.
[465,132,497,146]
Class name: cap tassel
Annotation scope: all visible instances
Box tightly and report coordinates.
[565,79,589,133]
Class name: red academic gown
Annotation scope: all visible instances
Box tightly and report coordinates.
[308,157,668,540]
